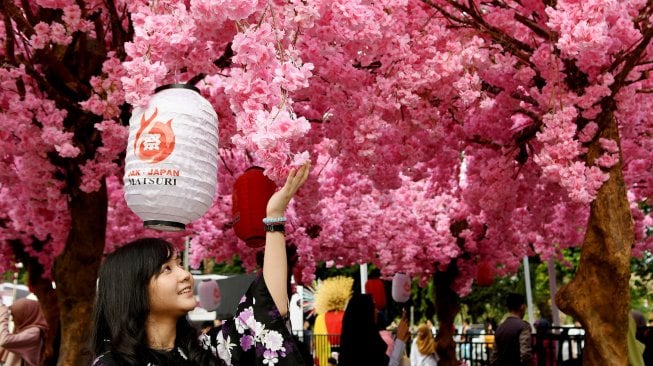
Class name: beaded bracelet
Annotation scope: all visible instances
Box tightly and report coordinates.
[262,217,287,224]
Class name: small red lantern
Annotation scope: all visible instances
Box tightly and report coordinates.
[476,261,494,286]
[232,167,277,248]
[365,278,387,311]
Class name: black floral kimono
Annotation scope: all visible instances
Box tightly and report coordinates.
[199,275,306,366]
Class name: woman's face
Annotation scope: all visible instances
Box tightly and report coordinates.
[148,253,197,318]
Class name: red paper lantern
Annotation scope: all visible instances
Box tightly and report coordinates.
[232,167,277,248]
[476,261,495,286]
[365,278,387,310]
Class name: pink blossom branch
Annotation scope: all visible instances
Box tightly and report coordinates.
[1,0,35,37]
[104,0,131,57]
[609,27,653,92]
[3,0,92,98]
[513,12,556,41]
[421,0,535,67]
[19,0,35,25]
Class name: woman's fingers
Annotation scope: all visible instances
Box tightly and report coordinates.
[298,163,310,185]
[284,163,311,195]
[266,162,311,216]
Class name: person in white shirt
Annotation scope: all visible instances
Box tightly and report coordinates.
[410,323,438,366]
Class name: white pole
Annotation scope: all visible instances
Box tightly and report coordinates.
[11,272,18,303]
[410,305,415,328]
[360,263,368,294]
[523,256,535,329]
[12,263,23,304]
[548,258,561,326]
[184,237,190,272]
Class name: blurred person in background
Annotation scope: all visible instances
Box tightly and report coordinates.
[338,294,410,366]
[410,323,438,366]
[490,293,532,366]
[0,298,49,366]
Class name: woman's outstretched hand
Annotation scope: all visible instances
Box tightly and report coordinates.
[266,162,311,217]
[263,162,310,317]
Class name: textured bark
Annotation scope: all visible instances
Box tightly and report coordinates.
[556,111,633,365]
[53,184,107,366]
[434,263,461,366]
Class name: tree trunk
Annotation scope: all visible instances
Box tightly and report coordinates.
[556,111,633,365]
[434,263,461,366]
[8,239,60,366]
[53,182,107,366]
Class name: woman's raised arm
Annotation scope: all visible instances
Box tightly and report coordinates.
[263,163,310,316]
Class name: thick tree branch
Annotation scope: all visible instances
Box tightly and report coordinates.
[608,3,653,75]
[421,0,535,67]
[467,135,503,150]
[443,0,535,55]
[187,42,234,85]
[2,0,35,37]
[4,0,93,98]
[3,10,17,65]
[22,62,79,110]
[34,50,92,97]
[19,0,36,25]
[510,89,540,107]
[104,0,130,58]
[610,26,653,94]
[420,0,473,28]
[513,12,555,41]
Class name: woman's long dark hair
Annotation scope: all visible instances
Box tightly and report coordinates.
[89,238,219,365]
[338,293,389,366]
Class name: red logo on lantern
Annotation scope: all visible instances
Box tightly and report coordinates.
[134,108,175,163]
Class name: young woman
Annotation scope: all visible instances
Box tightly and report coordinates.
[90,163,310,366]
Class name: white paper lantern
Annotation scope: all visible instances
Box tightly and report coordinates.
[391,273,411,304]
[198,279,221,311]
[123,84,219,231]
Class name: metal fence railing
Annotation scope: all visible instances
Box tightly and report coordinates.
[293,326,591,366]
[453,326,586,366]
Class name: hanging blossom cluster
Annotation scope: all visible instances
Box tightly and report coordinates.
[121,0,315,181]
[0,65,72,275]
[224,22,314,179]
[78,54,130,193]
[0,0,143,273]
[534,107,609,203]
